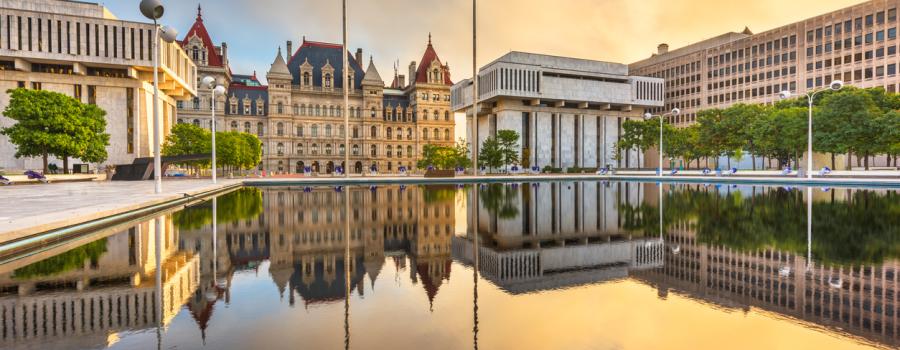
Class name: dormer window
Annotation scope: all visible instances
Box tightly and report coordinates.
[303,72,311,86]
[257,100,265,115]
[192,46,199,60]
[324,73,332,88]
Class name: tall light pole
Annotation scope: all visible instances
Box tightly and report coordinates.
[202,76,226,184]
[342,0,350,178]
[643,108,680,177]
[471,0,478,175]
[779,80,843,178]
[140,0,177,193]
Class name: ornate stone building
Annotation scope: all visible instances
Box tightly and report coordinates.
[176,5,231,130]
[257,36,455,174]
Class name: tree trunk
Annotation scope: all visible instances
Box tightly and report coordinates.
[751,154,757,171]
[831,153,836,170]
[727,156,731,169]
[62,155,69,174]
[42,152,49,174]
[864,151,870,170]
[856,153,861,167]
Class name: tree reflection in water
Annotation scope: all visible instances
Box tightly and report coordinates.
[620,184,900,266]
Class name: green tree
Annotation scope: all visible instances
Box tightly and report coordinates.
[495,129,520,172]
[1,89,110,174]
[725,104,767,170]
[817,88,883,170]
[478,136,503,172]
[697,108,744,169]
[749,107,807,168]
[162,123,211,175]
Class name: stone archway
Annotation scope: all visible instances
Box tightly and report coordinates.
[296,161,305,173]
[312,161,320,173]
[326,161,335,174]
[354,161,363,174]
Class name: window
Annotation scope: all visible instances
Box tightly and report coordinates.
[370,126,377,138]
[407,145,413,158]
[324,73,332,88]
[444,128,451,141]
[386,145,393,158]
[277,122,284,136]
[339,144,345,155]
[311,125,319,137]
[231,121,238,130]
[277,143,284,156]
[386,128,392,140]
[311,144,319,155]
[325,144,333,155]
[370,145,377,157]
[257,122,264,136]
[297,143,304,155]
[444,111,450,121]
[352,144,360,155]
[396,146,402,158]
[303,72,311,86]
[298,126,304,137]
[370,107,376,118]
[325,124,332,137]
[244,122,251,133]
[277,102,284,114]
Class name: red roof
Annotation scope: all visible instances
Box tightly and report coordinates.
[415,36,452,85]
[180,5,224,68]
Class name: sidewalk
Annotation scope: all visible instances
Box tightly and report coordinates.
[0,179,240,244]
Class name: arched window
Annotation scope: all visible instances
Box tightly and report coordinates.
[407,145,413,158]
[311,124,319,137]
[396,145,403,158]
[257,122,264,136]
[329,106,335,117]
[303,72,311,86]
[325,144,333,155]
[339,144,346,155]
[297,125,304,137]
[370,126,377,138]
[276,142,285,156]
[422,109,428,121]
[324,73,332,88]
[433,128,440,140]
[444,111,450,121]
[433,110,439,120]
[300,104,307,115]
[432,69,440,83]
[230,121,238,130]
[370,145,377,157]
[422,129,429,140]
[244,122,251,134]
[444,128,451,140]
[193,119,200,127]
[339,125,345,137]
[276,102,284,114]
[292,104,299,115]
[311,143,319,155]
[352,144,360,155]
[396,127,403,140]
[386,145,393,158]
[256,101,264,115]
[277,122,284,136]
[353,127,359,138]
[386,128,392,140]
[297,143,304,155]
[370,107,376,118]
[325,124,332,137]
[407,128,413,139]
[315,105,321,116]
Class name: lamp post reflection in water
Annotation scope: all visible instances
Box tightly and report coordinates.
[472,185,479,350]
[807,186,812,271]
[154,215,163,350]
[212,197,217,285]
[344,189,351,350]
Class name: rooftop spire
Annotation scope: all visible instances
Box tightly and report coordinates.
[197,4,202,20]
[428,32,432,45]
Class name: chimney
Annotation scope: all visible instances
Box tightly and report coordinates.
[657,43,669,55]
[398,74,406,88]
[286,40,293,57]
[221,42,228,65]
[409,61,417,84]
[355,48,363,66]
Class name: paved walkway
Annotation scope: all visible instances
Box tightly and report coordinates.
[0,179,240,243]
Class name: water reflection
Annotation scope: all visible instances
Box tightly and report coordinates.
[0,182,897,349]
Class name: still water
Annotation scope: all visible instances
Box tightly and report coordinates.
[1,182,899,350]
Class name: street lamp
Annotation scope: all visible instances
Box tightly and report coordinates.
[643,108,680,177]
[778,80,843,178]
[202,76,226,184]
[140,0,178,193]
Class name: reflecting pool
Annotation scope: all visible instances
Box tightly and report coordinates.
[1,182,899,349]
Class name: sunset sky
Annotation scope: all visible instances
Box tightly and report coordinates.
[104,0,866,84]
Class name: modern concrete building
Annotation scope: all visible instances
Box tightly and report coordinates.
[452,52,664,170]
[630,0,900,167]
[0,0,197,172]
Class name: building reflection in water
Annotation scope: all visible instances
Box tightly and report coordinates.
[0,182,897,349]
[455,182,665,294]
[0,213,199,350]
[630,183,900,348]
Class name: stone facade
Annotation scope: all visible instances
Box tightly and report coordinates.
[0,0,196,172]
[452,52,664,169]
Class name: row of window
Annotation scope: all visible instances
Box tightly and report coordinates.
[806,9,898,43]
[806,63,899,88]
[805,27,898,57]
[278,143,417,158]
[708,36,798,67]
[806,45,898,72]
